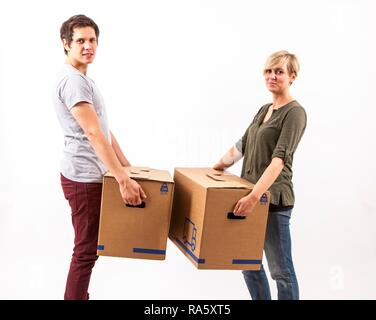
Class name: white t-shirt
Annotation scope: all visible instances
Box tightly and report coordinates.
[54,64,110,183]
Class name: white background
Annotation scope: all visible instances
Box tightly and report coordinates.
[0,0,375,299]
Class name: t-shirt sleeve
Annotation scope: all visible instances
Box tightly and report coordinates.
[272,107,307,163]
[59,74,93,110]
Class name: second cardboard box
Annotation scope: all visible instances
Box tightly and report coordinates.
[169,167,270,270]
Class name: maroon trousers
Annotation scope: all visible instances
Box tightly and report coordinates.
[60,174,102,300]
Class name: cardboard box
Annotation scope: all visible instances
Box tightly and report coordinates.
[169,168,270,270]
[97,167,174,260]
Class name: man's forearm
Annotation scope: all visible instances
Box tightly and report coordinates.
[110,131,131,167]
[87,130,130,185]
[70,103,130,186]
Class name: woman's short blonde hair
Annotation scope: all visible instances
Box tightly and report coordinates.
[264,51,300,76]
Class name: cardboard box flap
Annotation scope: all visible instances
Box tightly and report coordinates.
[205,173,250,189]
[126,167,152,180]
[175,168,253,189]
[105,166,174,183]
[146,169,174,183]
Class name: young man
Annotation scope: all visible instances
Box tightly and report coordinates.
[54,14,146,300]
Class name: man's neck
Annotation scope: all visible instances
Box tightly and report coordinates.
[66,58,88,75]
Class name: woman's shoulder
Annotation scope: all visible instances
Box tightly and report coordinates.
[290,100,305,110]
[283,100,306,116]
[283,101,307,126]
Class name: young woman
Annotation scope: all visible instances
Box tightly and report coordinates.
[213,51,307,300]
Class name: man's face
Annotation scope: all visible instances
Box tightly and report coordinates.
[64,26,97,66]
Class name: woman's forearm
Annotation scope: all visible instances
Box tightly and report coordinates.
[214,145,243,170]
[249,157,284,200]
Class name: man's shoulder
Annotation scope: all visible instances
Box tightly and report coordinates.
[56,65,91,89]
[59,65,85,79]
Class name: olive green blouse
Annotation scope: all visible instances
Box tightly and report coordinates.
[235,100,307,206]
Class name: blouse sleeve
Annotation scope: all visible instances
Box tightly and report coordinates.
[272,106,307,164]
[235,126,249,154]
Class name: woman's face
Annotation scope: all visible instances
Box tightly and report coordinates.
[264,63,296,94]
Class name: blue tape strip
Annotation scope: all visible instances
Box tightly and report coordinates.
[232,259,262,265]
[133,248,166,255]
[97,245,105,250]
[175,237,205,264]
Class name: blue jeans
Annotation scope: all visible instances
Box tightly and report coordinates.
[242,210,299,300]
